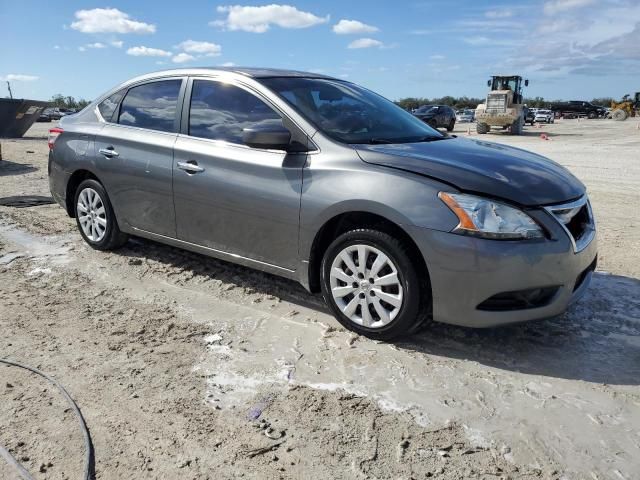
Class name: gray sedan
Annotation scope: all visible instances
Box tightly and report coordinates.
[48,68,597,339]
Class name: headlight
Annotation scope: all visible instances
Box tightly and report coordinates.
[438,192,544,240]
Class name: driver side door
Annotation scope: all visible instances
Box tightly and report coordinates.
[172,78,306,270]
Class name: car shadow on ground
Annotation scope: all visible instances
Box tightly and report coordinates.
[0,160,38,176]
[119,237,640,386]
[399,272,640,386]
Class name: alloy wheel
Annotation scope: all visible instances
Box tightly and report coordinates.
[77,187,107,242]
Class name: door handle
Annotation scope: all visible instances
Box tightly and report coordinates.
[98,147,119,158]
[177,161,204,173]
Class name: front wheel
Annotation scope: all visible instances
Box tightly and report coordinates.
[510,117,523,135]
[476,122,489,134]
[74,179,128,250]
[320,229,428,340]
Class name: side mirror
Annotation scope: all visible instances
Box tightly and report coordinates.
[525,79,529,87]
[242,125,292,151]
[487,80,491,87]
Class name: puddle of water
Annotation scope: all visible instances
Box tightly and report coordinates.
[0,223,72,267]
[0,252,24,265]
[195,278,640,477]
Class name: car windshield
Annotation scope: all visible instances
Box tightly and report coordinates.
[261,77,444,144]
[416,105,436,113]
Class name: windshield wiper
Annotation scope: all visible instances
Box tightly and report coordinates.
[413,135,448,143]
[367,138,395,144]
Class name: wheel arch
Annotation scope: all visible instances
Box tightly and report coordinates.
[306,211,431,296]
[65,169,101,217]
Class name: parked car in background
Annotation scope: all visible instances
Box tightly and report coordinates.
[413,105,456,131]
[48,68,597,340]
[550,101,606,119]
[37,108,54,122]
[45,108,77,120]
[535,109,555,124]
[456,109,475,123]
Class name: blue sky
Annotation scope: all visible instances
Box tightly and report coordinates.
[1,0,639,102]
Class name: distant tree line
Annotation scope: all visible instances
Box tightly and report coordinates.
[49,94,91,110]
[395,96,617,110]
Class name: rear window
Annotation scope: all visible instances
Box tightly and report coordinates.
[97,90,125,122]
[118,79,182,133]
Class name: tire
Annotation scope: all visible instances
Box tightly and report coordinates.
[74,179,128,250]
[476,122,489,134]
[587,111,596,119]
[611,109,628,121]
[510,117,523,135]
[446,119,455,132]
[320,229,429,340]
[428,119,438,130]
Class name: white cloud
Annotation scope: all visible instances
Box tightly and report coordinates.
[111,40,124,48]
[0,74,39,82]
[462,36,516,47]
[348,38,383,49]
[172,53,195,63]
[78,46,86,52]
[430,54,446,60]
[127,46,172,57]
[543,0,595,16]
[177,40,222,56]
[219,62,236,67]
[505,2,640,76]
[485,9,513,19]
[333,19,378,35]
[53,45,61,50]
[86,42,106,49]
[71,8,155,34]
[212,4,328,33]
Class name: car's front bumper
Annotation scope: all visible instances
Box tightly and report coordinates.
[406,219,597,328]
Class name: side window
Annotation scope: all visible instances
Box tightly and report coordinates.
[189,80,282,144]
[118,79,182,133]
[97,90,125,122]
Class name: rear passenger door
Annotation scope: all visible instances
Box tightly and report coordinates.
[172,77,304,270]
[94,78,185,237]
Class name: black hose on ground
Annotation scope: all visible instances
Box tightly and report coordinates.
[0,359,94,480]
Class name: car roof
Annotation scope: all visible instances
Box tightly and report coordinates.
[132,67,338,82]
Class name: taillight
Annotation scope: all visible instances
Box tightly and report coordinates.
[48,127,64,150]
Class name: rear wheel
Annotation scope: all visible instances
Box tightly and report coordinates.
[587,111,596,119]
[476,122,489,134]
[320,229,428,340]
[74,179,128,250]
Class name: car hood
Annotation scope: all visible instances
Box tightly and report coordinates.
[356,137,585,206]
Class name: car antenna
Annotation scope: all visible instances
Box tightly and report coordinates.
[6,81,13,99]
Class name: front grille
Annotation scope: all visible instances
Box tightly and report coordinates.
[486,93,507,114]
[477,286,559,311]
[544,196,595,253]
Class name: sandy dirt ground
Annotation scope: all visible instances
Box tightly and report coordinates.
[1,120,639,480]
